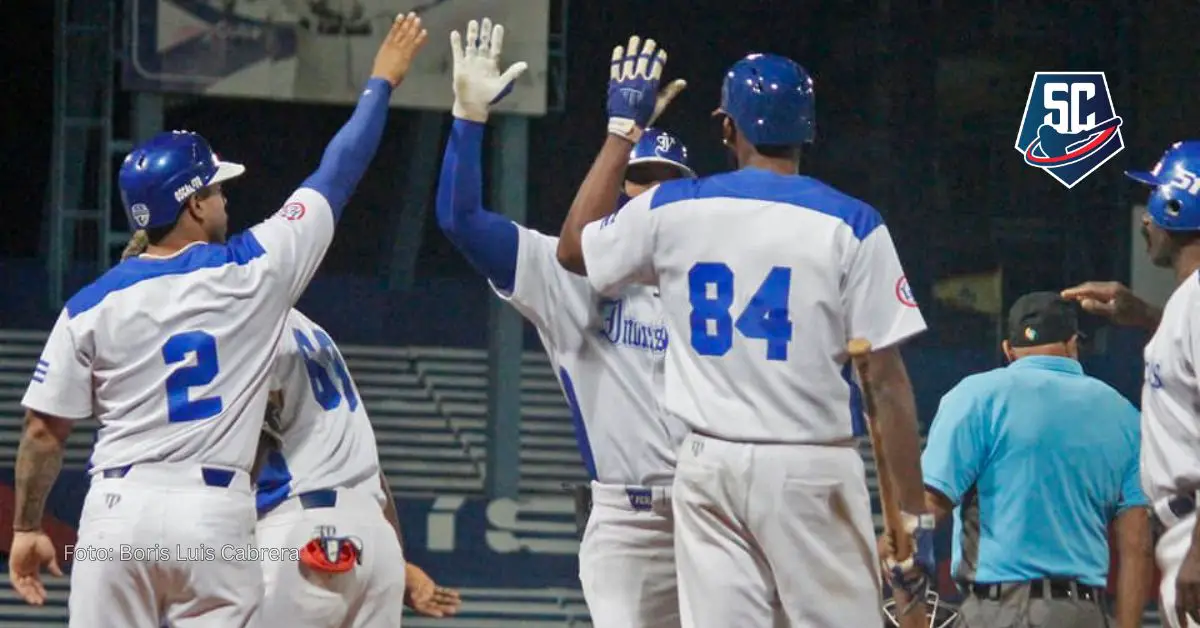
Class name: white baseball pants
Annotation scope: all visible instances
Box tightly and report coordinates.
[1156,506,1200,628]
[256,486,406,628]
[67,463,262,628]
[579,482,680,628]
[672,432,884,628]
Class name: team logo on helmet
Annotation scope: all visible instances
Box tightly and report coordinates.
[1015,72,1124,189]
[655,133,675,155]
[130,203,151,228]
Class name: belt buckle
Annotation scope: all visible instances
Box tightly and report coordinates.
[625,488,652,511]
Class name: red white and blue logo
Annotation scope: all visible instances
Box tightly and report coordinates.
[1014,72,1124,189]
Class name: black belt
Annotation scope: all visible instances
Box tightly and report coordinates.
[964,578,1105,603]
[1166,495,1196,520]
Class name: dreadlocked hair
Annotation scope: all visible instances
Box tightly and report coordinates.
[120,230,149,260]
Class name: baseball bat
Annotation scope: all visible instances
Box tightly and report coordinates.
[847,338,910,561]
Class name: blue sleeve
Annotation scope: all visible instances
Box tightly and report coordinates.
[300,78,393,220]
[1118,402,1148,511]
[921,381,990,504]
[434,119,518,292]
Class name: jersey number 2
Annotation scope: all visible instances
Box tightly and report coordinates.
[688,263,793,361]
[295,329,358,412]
[163,331,223,423]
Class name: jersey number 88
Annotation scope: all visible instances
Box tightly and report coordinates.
[688,263,793,361]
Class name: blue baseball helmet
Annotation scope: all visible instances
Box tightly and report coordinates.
[118,131,246,231]
[628,128,695,178]
[718,53,815,147]
[1126,140,1200,231]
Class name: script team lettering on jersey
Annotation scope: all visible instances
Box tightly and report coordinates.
[599,298,668,353]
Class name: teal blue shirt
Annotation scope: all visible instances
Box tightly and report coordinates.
[921,355,1145,587]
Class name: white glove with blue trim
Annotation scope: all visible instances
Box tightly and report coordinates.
[450,18,529,123]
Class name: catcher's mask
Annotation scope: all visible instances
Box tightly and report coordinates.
[883,590,960,628]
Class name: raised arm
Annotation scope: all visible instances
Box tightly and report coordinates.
[247,14,427,305]
[556,35,682,274]
[434,119,520,291]
[432,18,528,291]
[301,13,428,218]
[556,136,636,274]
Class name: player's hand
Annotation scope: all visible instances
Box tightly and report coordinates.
[370,12,429,88]
[1061,281,1161,331]
[1178,541,1200,626]
[8,530,63,605]
[606,35,671,142]
[404,564,462,617]
[450,18,529,123]
[881,513,936,600]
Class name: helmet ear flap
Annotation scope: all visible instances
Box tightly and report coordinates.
[1166,198,1184,218]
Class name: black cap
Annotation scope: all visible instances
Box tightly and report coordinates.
[1007,291,1080,347]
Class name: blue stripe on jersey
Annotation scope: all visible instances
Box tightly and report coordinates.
[65,232,266,319]
[648,168,883,240]
[842,362,867,437]
[255,450,294,514]
[559,367,597,479]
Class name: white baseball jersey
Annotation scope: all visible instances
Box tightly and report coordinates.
[1140,272,1200,504]
[256,308,384,511]
[580,168,927,443]
[22,188,335,474]
[493,225,685,487]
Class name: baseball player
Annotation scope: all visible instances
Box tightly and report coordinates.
[434,20,691,628]
[556,46,935,627]
[112,240,463,625]
[1062,140,1200,628]
[7,14,426,627]
[254,308,460,626]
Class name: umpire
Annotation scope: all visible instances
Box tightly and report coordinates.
[910,292,1153,627]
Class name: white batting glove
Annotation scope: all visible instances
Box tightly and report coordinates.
[450,18,529,123]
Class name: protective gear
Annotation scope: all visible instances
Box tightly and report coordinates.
[883,590,960,628]
[298,531,363,574]
[1126,140,1200,231]
[449,18,528,124]
[607,35,668,142]
[628,128,695,179]
[117,131,245,231]
[717,53,815,147]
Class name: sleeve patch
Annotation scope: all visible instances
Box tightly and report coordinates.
[895,276,918,308]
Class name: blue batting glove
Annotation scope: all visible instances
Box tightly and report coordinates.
[606,35,667,142]
[885,512,936,599]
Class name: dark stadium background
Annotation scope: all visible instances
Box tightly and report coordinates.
[4,1,1197,343]
[0,1,1197,622]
